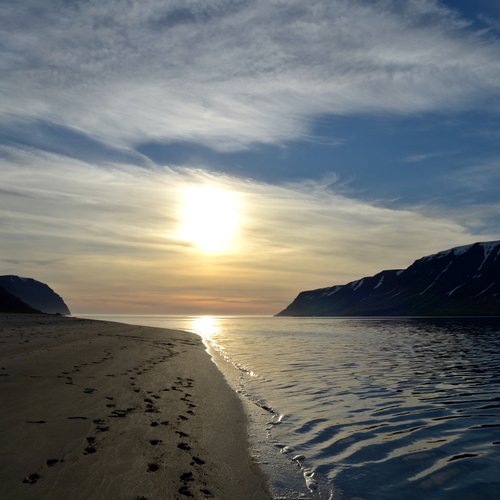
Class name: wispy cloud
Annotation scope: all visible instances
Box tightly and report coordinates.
[452,159,500,192]
[0,146,493,313]
[2,0,500,151]
[403,150,458,163]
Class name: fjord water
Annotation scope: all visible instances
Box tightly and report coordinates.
[80,315,500,499]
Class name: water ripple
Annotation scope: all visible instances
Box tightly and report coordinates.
[207,316,500,499]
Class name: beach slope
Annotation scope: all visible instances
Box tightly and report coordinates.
[0,314,269,499]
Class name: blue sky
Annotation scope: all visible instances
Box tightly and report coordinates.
[1,0,500,313]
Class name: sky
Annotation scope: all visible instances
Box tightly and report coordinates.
[1,0,500,315]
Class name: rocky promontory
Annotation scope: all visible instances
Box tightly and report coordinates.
[0,275,70,315]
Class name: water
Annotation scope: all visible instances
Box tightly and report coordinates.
[78,314,500,499]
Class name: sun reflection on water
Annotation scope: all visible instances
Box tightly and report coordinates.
[189,316,220,340]
[189,316,259,377]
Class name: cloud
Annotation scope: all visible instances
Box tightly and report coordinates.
[1,0,500,151]
[0,145,494,313]
[452,160,500,192]
[403,151,458,163]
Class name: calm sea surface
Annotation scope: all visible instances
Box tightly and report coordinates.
[78,315,500,499]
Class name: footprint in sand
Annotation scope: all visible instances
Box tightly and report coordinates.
[179,471,195,497]
[46,459,60,467]
[93,418,109,432]
[22,473,40,484]
[177,442,191,451]
[178,485,193,497]
[147,463,159,472]
[109,409,129,418]
[180,471,194,482]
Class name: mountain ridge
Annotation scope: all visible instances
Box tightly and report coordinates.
[277,240,500,317]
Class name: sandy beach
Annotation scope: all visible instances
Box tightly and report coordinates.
[0,314,270,499]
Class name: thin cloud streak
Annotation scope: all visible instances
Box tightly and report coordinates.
[0,147,494,314]
[403,151,458,163]
[452,160,500,192]
[2,1,500,151]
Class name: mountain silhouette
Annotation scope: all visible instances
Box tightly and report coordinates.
[278,241,500,316]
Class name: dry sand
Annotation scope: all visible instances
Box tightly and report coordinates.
[0,314,270,499]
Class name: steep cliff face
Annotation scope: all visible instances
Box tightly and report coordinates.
[0,285,41,313]
[0,276,70,315]
[277,241,500,316]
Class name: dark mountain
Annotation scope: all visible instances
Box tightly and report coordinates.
[277,241,500,317]
[0,285,41,313]
[0,275,70,315]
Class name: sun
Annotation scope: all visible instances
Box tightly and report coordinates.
[179,185,240,253]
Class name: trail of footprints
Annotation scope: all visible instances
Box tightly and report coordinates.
[21,346,213,498]
[144,377,213,498]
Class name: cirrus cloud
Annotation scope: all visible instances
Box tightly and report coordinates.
[1,0,500,151]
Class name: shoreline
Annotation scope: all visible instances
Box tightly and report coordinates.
[0,313,271,499]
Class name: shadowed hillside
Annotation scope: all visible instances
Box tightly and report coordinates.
[0,276,70,315]
[278,241,500,317]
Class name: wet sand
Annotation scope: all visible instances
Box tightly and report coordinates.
[0,314,270,499]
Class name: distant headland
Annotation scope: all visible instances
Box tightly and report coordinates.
[0,275,70,315]
[277,241,500,317]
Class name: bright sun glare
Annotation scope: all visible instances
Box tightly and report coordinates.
[190,316,219,339]
[179,185,240,253]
